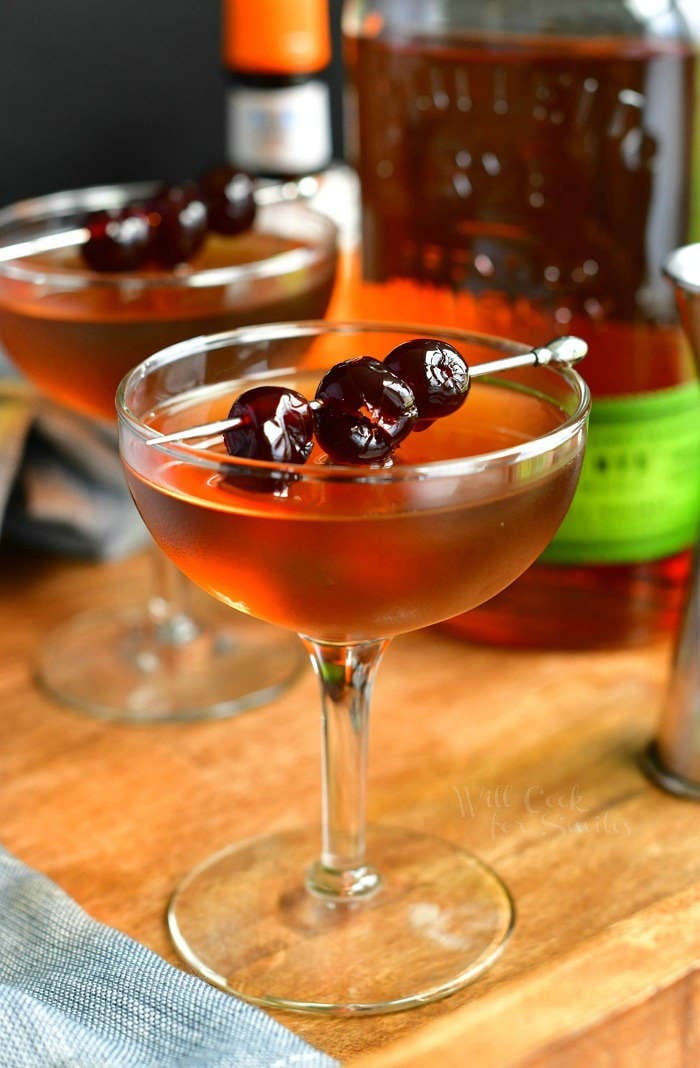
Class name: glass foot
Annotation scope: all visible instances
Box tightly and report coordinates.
[35,605,305,723]
[168,825,514,1015]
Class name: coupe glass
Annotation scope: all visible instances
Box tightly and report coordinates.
[117,321,589,1014]
[0,183,337,721]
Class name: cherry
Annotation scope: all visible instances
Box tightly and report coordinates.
[223,386,314,465]
[82,207,152,272]
[198,165,256,236]
[383,338,470,430]
[146,182,208,266]
[313,356,418,463]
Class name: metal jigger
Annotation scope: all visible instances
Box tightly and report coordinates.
[642,243,700,799]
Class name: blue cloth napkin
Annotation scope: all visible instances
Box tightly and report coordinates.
[0,848,338,1068]
[0,349,148,560]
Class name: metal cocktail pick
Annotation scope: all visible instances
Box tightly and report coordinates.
[146,335,588,447]
[641,243,700,799]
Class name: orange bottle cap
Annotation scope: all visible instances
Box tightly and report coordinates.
[222,0,331,75]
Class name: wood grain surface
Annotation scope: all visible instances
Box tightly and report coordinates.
[0,542,698,1066]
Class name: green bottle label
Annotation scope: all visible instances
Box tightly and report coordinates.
[542,381,700,565]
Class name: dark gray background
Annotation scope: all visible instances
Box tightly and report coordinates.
[0,0,344,207]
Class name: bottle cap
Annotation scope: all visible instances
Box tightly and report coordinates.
[222,0,331,75]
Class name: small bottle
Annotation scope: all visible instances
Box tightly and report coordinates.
[222,0,333,180]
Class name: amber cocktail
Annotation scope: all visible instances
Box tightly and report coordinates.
[0,183,337,721]
[128,367,580,641]
[118,321,589,1013]
[0,185,337,421]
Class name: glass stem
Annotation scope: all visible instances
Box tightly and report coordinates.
[301,636,390,901]
[146,547,201,646]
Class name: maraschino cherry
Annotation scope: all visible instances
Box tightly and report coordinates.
[198,165,256,236]
[224,386,314,464]
[81,207,152,272]
[383,338,470,430]
[313,356,418,463]
[146,182,208,266]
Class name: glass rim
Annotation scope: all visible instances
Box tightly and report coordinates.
[117,319,591,483]
[0,180,337,289]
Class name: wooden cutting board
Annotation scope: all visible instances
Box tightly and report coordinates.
[0,543,697,1066]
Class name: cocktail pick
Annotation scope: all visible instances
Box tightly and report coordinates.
[146,335,588,447]
[0,227,90,263]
